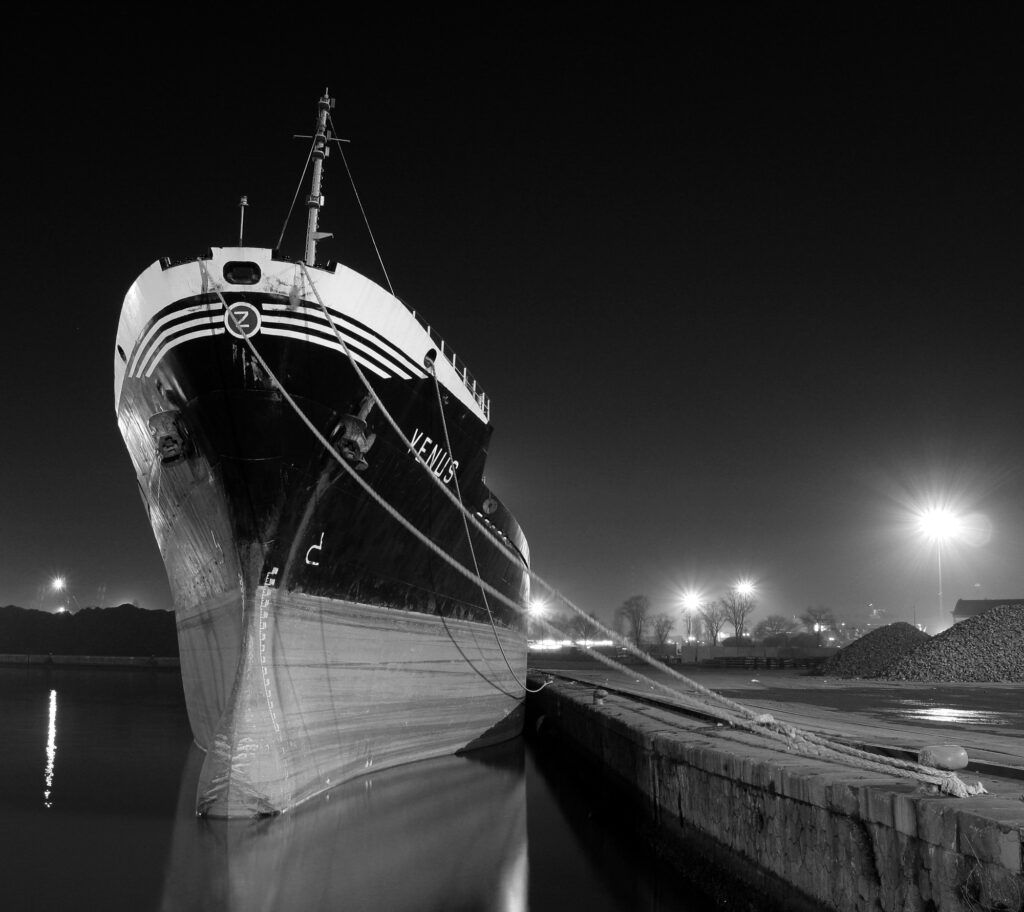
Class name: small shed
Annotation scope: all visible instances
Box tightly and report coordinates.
[952,599,1024,622]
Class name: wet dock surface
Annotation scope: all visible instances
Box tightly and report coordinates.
[529,655,1024,781]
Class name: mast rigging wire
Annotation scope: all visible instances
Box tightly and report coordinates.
[328,112,396,297]
[275,142,315,252]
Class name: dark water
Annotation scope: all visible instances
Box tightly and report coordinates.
[0,667,757,912]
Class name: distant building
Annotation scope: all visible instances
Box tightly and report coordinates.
[952,599,1024,622]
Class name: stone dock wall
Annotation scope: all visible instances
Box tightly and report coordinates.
[528,676,1024,912]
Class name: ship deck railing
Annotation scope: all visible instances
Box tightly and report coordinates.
[411,311,491,420]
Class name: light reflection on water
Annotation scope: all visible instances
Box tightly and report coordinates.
[43,689,56,808]
[885,701,1010,726]
[4,667,724,911]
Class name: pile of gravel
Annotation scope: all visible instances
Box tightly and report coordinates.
[816,622,930,679]
[879,604,1024,683]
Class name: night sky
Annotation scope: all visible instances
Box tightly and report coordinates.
[4,10,1024,634]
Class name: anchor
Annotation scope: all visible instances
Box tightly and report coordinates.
[148,410,189,463]
[335,395,377,471]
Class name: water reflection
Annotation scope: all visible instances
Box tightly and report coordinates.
[159,740,527,912]
[3,668,763,910]
[43,689,57,808]
[886,701,1010,726]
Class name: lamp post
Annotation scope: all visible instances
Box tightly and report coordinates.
[680,591,701,640]
[528,599,547,641]
[680,591,702,661]
[917,508,963,631]
[50,576,68,613]
[730,579,757,642]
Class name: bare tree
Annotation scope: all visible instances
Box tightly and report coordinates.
[721,590,757,639]
[753,615,797,640]
[651,614,675,646]
[799,606,836,647]
[680,610,703,641]
[692,614,704,641]
[568,611,601,643]
[617,594,650,646]
[698,600,727,643]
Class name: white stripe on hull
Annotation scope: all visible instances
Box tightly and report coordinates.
[115,249,487,420]
[259,326,396,378]
[127,304,224,377]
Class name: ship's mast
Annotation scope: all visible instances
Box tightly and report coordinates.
[305,90,335,266]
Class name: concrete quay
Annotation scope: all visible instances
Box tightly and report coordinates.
[527,660,1024,912]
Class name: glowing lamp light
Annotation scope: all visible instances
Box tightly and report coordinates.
[51,576,66,593]
[917,508,964,543]
[913,503,975,631]
[735,579,756,597]
[681,591,702,611]
[528,599,547,616]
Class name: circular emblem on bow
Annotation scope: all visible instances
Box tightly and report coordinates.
[224,301,262,338]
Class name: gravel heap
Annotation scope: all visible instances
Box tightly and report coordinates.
[879,604,1024,683]
[817,622,930,679]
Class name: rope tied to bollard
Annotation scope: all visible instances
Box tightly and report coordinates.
[733,713,988,797]
[561,646,988,798]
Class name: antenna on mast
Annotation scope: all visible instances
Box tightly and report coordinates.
[238,195,248,246]
[304,89,336,266]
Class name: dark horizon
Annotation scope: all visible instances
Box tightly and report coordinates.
[4,11,1024,635]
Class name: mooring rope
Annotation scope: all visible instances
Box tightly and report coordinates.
[429,370,549,694]
[292,264,750,677]
[296,257,539,691]
[200,264,532,698]
[268,127,981,794]
[288,262,987,797]
[538,642,986,797]
[196,258,984,797]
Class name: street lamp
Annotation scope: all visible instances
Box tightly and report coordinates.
[916,507,963,629]
[49,575,78,613]
[728,579,757,642]
[528,599,547,640]
[49,576,66,612]
[680,590,702,640]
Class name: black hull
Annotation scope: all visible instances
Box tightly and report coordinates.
[127,285,527,623]
[115,249,529,814]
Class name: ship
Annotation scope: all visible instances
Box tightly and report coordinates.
[114,91,530,817]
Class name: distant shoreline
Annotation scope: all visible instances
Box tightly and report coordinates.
[0,654,180,669]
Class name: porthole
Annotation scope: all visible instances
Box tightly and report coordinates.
[223,261,261,285]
